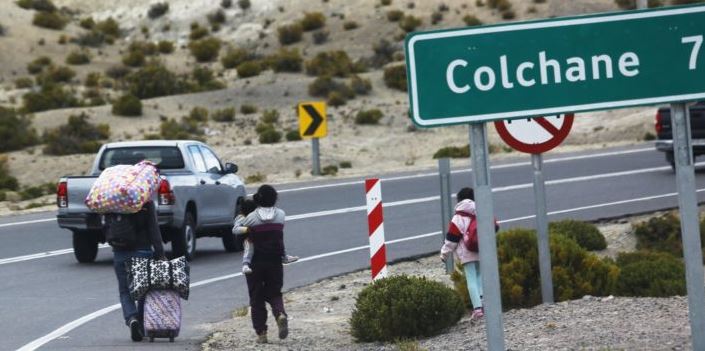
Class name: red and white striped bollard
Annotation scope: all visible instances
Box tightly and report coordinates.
[365,178,388,280]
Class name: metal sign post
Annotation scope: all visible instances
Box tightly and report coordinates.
[531,153,554,304]
[311,138,321,176]
[469,123,505,351]
[438,158,454,273]
[670,102,705,351]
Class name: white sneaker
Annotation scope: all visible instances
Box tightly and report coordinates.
[283,255,299,264]
[242,264,252,274]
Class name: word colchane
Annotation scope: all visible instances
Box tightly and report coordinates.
[445,50,641,93]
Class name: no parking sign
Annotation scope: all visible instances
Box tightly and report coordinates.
[494,114,574,154]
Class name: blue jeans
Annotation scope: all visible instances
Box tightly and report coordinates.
[463,261,483,309]
[113,249,153,325]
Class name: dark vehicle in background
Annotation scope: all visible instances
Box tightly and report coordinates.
[56,140,246,263]
[654,101,705,170]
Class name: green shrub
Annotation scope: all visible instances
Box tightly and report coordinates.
[36,65,75,85]
[309,76,347,97]
[267,48,302,72]
[96,17,121,38]
[240,104,257,114]
[238,0,251,10]
[502,9,516,20]
[15,77,34,89]
[208,9,226,26]
[221,0,232,8]
[236,60,262,78]
[158,40,175,54]
[399,15,422,33]
[549,219,607,251]
[285,129,301,141]
[634,213,689,258]
[313,30,329,45]
[189,107,209,122]
[189,37,222,62]
[159,117,204,140]
[616,251,685,297]
[380,0,392,5]
[122,50,146,67]
[27,56,52,75]
[33,11,67,30]
[433,145,469,158]
[431,11,444,25]
[190,25,209,40]
[128,62,187,99]
[17,0,57,11]
[643,132,656,141]
[278,23,303,45]
[148,2,169,19]
[384,64,407,91]
[0,107,39,152]
[212,107,235,122]
[355,109,383,125]
[343,21,359,30]
[129,41,159,56]
[245,173,266,184]
[79,17,95,30]
[20,185,50,200]
[322,164,338,176]
[387,10,404,22]
[191,66,225,91]
[221,47,252,69]
[83,72,101,88]
[66,50,91,65]
[43,113,110,155]
[0,155,18,191]
[305,51,355,77]
[327,91,347,106]
[339,161,352,168]
[112,94,143,116]
[463,15,482,26]
[260,109,279,124]
[73,30,107,48]
[258,128,282,144]
[349,75,372,95]
[350,275,463,342]
[22,83,79,113]
[300,12,326,31]
[105,65,131,80]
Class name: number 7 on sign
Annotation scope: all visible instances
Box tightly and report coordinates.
[682,35,703,70]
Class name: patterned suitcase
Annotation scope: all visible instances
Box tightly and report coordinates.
[144,289,181,342]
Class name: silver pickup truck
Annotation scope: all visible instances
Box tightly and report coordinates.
[56,140,247,263]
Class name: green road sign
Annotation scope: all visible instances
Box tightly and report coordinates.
[405,5,705,127]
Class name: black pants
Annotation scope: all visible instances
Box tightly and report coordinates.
[245,261,286,335]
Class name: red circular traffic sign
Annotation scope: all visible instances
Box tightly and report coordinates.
[494,114,574,154]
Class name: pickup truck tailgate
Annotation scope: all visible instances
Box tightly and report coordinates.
[65,176,97,214]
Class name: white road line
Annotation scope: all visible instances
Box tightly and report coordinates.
[0,244,110,266]
[0,217,56,228]
[18,181,690,351]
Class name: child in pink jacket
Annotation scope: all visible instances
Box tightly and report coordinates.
[440,187,485,320]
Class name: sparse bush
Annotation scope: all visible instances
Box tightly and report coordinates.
[616,251,685,297]
[278,23,303,45]
[433,145,469,158]
[148,2,169,19]
[383,64,407,91]
[33,11,67,30]
[106,65,131,80]
[387,10,404,22]
[258,128,282,144]
[308,76,352,98]
[0,107,39,153]
[236,60,262,78]
[95,17,120,38]
[633,213,705,261]
[221,0,232,8]
[221,47,252,69]
[66,50,91,65]
[399,15,422,33]
[267,48,302,72]
[189,36,222,62]
[380,0,392,5]
[22,83,79,113]
[43,113,110,155]
[643,132,656,141]
[158,40,175,54]
[159,117,205,141]
[240,104,257,114]
[349,75,372,95]
[17,0,56,12]
[355,109,383,125]
[549,220,607,251]
[129,41,159,56]
[502,9,516,20]
[431,11,444,25]
[128,62,187,99]
[122,50,146,67]
[350,275,463,342]
[190,25,209,40]
[112,94,142,117]
[208,9,227,26]
[312,30,329,45]
[188,107,209,122]
[73,30,106,47]
[245,172,266,183]
[370,39,397,68]
[212,107,235,122]
[300,12,326,31]
[84,72,101,88]
[306,50,355,77]
[327,91,346,106]
[35,65,75,85]
[285,130,301,141]
[343,21,359,30]
[15,78,34,89]
[0,155,18,191]
[238,0,251,10]
[463,15,482,26]
[79,17,95,30]
[321,164,338,176]
[191,66,225,91]
[27,56,52,75]
[339,161,352,168]
[260,109,279,124]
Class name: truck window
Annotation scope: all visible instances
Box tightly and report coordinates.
[188,145,207,173]
[100,147,185,170]
[200,147,222,173]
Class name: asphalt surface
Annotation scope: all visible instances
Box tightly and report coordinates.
[2,142,705,350]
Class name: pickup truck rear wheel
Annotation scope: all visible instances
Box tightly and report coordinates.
[172,212,196,261]
[73,230,98,263]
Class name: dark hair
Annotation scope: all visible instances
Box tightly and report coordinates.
[253,184,278,207]
[239,198,257,216]
[457,187,474,202]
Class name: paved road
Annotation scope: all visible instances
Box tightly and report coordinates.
[2,143,704,350]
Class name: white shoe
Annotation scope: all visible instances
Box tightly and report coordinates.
[283,255,299,264]
[242,264,252,274]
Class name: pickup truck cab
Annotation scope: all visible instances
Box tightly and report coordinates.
[654,101,705,170]
[57,140,246,263]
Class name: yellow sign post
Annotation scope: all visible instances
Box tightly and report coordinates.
[298,102,327,175]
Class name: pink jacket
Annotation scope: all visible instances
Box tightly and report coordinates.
[440,199,480,264]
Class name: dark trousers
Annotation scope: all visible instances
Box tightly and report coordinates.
[113,249,153,325]
[245,261,286,335]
